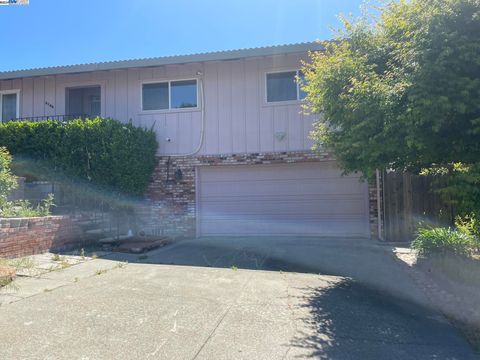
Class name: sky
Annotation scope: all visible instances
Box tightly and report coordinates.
[0,0,365,72]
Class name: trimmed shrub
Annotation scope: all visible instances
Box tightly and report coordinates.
[0,118,158,196]
[412,227,475,258]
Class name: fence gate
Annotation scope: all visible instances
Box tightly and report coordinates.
[383,172,454,242]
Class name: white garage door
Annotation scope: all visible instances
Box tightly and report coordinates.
[197,162,370,237]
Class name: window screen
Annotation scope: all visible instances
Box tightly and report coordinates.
[266,71,298,102]
[142,82,169,110]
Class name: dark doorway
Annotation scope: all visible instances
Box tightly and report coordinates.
[65,86,101,117]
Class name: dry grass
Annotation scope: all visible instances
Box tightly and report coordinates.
[0,256,35,271]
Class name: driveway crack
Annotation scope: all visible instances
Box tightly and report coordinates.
[191,273,253,360]
[282,273,298,360]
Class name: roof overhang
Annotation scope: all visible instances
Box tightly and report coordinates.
[0,42,323,80]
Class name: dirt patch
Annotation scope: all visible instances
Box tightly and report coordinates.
[0,265,16,286]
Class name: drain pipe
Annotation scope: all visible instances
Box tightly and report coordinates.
[376,169,384,241]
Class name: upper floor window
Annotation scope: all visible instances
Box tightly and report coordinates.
[266,70,306,103]
[142,79,198,111]
[0,90,20,123]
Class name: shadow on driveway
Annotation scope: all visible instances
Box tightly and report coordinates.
[289,279,478,359]
[96,236,478,358]
[101,236,429,304]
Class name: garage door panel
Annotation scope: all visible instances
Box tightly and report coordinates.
[200,163,349,181]
[199,179,366,197]
[199,219,368,236]
[197,162,369,237]
[198,199,366,215]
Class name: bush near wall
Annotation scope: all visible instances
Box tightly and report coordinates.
[0,118,158,196]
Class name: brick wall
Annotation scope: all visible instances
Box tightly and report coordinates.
[144,150,381,239]
[0,216,84,258]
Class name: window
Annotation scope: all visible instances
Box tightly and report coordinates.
[142,79,198,111]
[0,91,19,122]
[65,86,101,117]
[266,70,306,103]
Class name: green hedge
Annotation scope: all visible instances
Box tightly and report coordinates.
[0,118,158,196]
[412,227,475,258]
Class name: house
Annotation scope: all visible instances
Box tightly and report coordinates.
[0,42,382,239]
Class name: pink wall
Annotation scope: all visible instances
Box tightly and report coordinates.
[0,53,316,156]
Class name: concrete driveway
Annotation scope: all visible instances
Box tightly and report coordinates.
[0,237,477,359]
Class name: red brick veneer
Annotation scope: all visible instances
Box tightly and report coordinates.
[144,151,381,239]
[0,216,84,257]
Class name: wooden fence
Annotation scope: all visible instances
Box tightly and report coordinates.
[383,172,455,242]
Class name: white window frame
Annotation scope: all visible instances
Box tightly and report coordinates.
[141,78,199,113]
[0,89,20,123]
[265,69,304,104]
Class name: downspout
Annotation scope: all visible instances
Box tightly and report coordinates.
[376,169,384,241]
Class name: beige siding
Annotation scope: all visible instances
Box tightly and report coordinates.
[0,53,316,156]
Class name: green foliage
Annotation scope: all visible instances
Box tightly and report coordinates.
[436,163,480,217]
[302,0,480,175]
[0,193,55,218]
[455,214,480,252]
[412,226,476,257]
[0,118,158,196]
[0,147,55,217]
[0,147,18,203]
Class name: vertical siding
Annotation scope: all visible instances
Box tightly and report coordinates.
[33,77,45,117]
[21,78,34,118]
[0,53,318,155]
[44,77,56,117]
[114,70,128,122]
[244,58,260,152]
[203,61,219,154]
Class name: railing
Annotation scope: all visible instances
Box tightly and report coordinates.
[13,114,89,122]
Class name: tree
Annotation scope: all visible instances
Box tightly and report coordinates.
[302,0,480,176]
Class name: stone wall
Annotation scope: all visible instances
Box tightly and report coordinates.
[0,216,84,258]
[145,151,381,239]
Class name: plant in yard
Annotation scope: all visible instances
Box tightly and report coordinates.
[52,253,62,262]
[412,227,475,258]
[0,147,18,203]
[95,269,108,276]
[0,146,55,217]
[302,0,480,219]
[455,214,480,253]
[0,117,158,196]
[0,193,55,218]
[302,0,480,175]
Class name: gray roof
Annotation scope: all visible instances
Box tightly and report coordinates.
[0,41,322,80]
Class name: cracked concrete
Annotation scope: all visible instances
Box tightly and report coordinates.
[0,237,477,359]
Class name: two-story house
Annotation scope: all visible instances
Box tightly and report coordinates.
[0,42,381,239]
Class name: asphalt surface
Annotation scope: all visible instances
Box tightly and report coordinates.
[0,237,477,359]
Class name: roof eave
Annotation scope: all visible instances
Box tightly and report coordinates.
[0,42,324,81]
